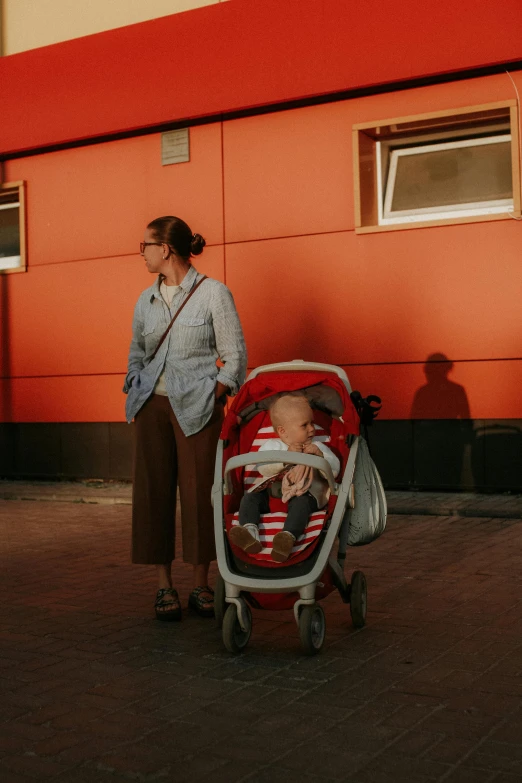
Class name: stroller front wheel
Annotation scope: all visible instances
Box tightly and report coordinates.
[222,602,252,654]
[299,604,326,655]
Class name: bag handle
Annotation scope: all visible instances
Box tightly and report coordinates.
[151,275,208,360]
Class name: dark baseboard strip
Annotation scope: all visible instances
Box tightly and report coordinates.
[0,419,521,492]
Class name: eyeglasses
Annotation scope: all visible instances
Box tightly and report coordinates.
[140,241,163,254]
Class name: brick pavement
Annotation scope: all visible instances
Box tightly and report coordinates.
[1,499,522,782]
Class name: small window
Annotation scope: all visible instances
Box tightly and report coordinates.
[354,102,521,233]
[0,182,26,273]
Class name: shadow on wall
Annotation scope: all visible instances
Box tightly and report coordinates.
[411,353,470,420]
[0,275,12,422]
[410,353,474,489]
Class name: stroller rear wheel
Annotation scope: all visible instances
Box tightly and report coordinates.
[299,604,326,655]
[349,570,367,628]
[214,574,226,629]
[222,602,252,654]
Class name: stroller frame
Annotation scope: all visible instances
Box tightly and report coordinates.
[213,360,365,654]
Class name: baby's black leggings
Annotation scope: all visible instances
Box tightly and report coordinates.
[238,490,318,540]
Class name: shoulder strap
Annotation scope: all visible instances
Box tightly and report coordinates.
[151,275,208,360]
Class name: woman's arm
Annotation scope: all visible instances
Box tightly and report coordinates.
[211,284,247,397]
[123,298,146,393]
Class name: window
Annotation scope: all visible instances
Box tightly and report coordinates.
[0,182,26,273]
[353,102,521,233]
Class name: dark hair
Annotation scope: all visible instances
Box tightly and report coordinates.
[147,216,206,260]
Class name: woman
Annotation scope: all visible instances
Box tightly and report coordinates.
[124,216,247,620]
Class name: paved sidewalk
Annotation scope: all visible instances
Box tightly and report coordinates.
[1,499,522,781]
[1,479,521,519]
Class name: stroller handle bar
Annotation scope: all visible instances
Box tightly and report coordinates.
[222,451,338,495]
[246,359,352,392]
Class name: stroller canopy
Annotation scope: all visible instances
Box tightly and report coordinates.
[221,369,359,442]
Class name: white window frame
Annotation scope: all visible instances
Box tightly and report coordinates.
[353,100,521,234]
[378,134,513,225]
[0,182,26,274]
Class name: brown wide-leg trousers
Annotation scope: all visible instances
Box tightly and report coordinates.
[132,394,224,565]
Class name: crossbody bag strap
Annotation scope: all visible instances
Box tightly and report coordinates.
[151,275,208,361]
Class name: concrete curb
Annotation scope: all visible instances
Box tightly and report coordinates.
[1,481,521,518]
[387,504,522,520]
[0,492,132,505]
[0,481,132,506]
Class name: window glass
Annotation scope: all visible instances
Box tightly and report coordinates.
[0,203,21,271]
[388,138,512,214]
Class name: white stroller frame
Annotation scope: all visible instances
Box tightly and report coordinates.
[213,360,365,655]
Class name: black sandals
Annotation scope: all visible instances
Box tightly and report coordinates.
[154,587,182,622]
[188,585,215,618]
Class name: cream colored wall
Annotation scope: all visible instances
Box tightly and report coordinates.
[2,0,226,55]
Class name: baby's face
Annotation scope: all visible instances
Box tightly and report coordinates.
[277,404,316,447]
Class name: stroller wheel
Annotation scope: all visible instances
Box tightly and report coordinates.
[350,570,367,628]
[299,604,326,656]
[214,574,226,629]
[222,603,252,654]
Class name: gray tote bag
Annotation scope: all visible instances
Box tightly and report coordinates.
[339,436,387,548]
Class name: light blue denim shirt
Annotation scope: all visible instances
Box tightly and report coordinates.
[123,266,247,435]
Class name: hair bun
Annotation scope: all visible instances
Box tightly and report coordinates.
[190,233,206,256]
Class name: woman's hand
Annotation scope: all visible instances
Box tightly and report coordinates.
[214,381,229,403]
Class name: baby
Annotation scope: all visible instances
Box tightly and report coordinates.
[228,392,340,562]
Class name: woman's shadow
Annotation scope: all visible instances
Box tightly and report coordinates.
[411,353,474,489]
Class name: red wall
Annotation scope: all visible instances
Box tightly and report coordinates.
[2,70,521,423]
[1,0,522,155]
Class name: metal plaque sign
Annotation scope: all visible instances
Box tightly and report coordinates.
[161,129,190,165]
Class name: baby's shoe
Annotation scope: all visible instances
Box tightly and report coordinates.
[228,524,262,554]
[271,531,296,562]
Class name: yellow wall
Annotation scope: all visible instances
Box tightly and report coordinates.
[1,0,226,55]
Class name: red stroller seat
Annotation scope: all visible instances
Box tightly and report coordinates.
[226,408,341,566]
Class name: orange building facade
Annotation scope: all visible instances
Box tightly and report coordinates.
[1,0,521,489]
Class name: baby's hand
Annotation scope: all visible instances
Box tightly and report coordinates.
[287,443,304,453]
[303,442,322,457]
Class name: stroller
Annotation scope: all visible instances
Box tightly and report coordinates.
[212,360,385,655]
